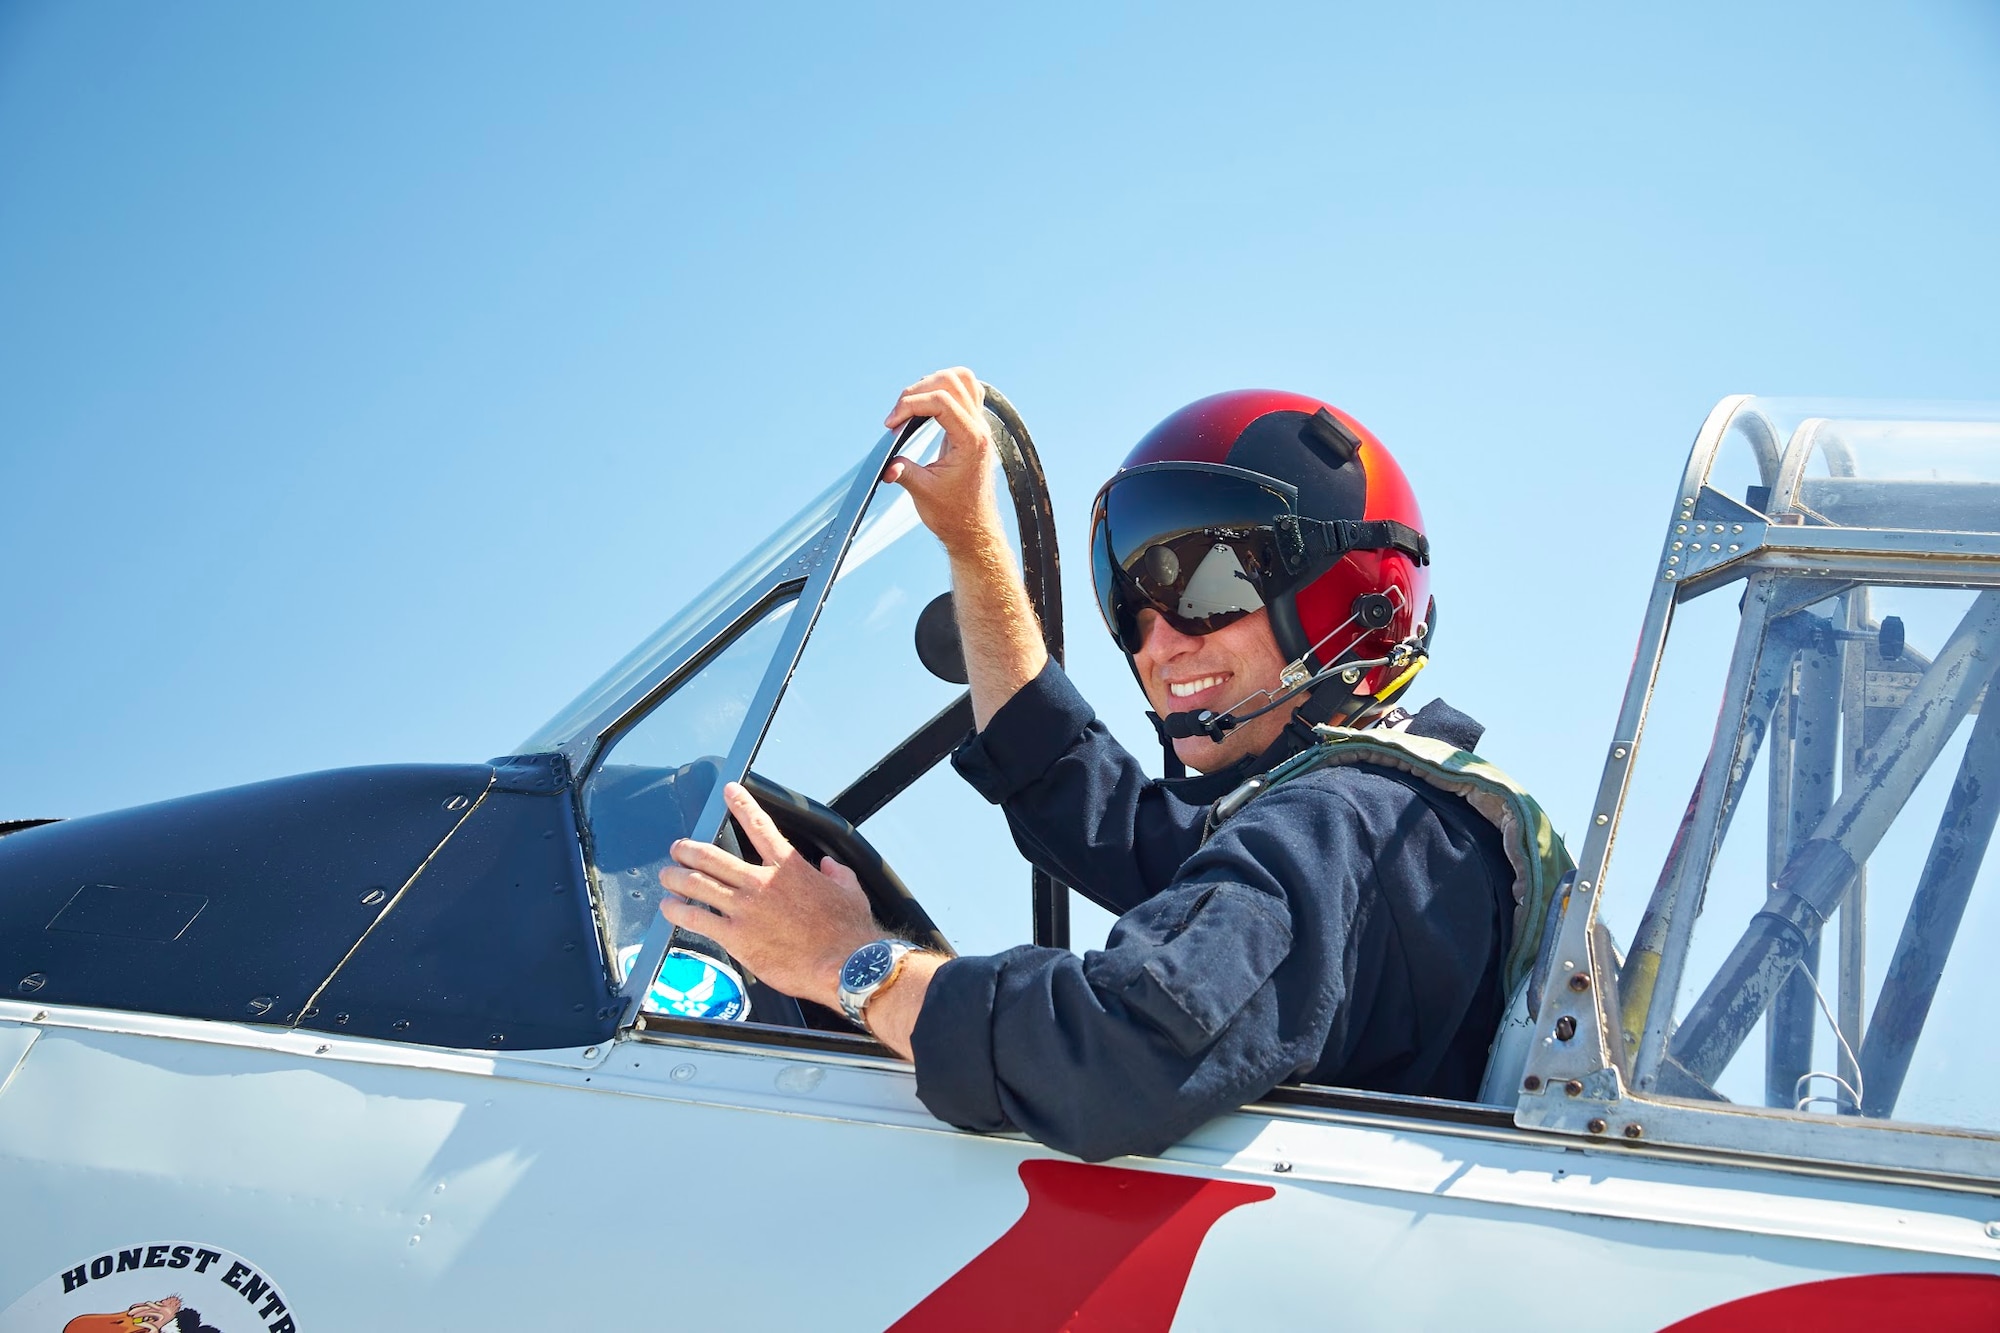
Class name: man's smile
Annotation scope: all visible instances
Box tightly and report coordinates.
[1166,674,1230,701]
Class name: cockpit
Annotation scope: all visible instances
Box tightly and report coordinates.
[8,388,2000,1187]
[516,394,1069,1035]
[1517,396,2000,1181]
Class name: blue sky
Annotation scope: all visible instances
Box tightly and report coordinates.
[3,0,1997,856]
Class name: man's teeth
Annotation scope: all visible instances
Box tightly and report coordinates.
[1169,676,1225,699]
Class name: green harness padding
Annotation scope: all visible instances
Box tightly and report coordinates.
[1206,723,1573,995]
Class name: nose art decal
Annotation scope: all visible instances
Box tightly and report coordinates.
[890,1159,1274,1332]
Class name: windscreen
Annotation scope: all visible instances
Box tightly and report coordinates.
[517,458,861,757]
[1608,573,2000,1132]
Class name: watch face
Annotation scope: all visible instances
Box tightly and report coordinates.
[841,941,895,991]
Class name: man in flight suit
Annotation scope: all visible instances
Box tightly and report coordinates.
[661,368,1532,1163]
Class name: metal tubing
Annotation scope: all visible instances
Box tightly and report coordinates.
[1620,615,1802,1051]
[1836,589,1870,1111]
[1766,631,1840,1105]
[1630,576,1784,1087]
[1858,662,2000,1117]
[1669,589,2000,1083]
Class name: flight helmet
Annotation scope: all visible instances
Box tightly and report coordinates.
[1089,389,1432,716]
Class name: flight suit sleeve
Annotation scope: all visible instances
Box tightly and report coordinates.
[950,662,1211,915]
[910,781,1379,1162]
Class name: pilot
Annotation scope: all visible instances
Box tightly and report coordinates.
[662,368,1558,1162]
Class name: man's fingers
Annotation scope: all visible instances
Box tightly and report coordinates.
[820,856,862,892]
[895,388,985,447]
[723,782,795,866]
[661,895,736,944]
[668,837,758,889]
[886,368,981,430]
[659,863,735,908]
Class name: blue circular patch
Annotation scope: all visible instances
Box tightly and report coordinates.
[619,944,752,1022]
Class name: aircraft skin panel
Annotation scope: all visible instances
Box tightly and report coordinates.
[0,1025,34,1103]
[0,1014,1994,1330]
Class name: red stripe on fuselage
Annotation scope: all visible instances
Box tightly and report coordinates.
[888,1159,1274,1333]
[1660,1271,2000,1331]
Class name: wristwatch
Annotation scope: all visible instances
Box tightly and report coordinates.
[837,939,920,1030]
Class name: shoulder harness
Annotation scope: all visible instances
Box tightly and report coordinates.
[1205,723,1573,995]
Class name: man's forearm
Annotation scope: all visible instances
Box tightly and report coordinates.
[950,524,1049,731]
[861,950,944,1059]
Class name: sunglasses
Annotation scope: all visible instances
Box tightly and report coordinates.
[1089,462,1302,654]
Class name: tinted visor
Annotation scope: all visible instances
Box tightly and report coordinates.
[1090,463,1297,654]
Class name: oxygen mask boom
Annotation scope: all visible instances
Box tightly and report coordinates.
[1160,589,1423,742]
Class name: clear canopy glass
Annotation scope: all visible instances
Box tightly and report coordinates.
[516,458,862,758]
[1569,397,2000,1165]
[1709,398,2000,534]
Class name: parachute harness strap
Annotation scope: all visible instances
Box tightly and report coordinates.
[1204,723,1573,996]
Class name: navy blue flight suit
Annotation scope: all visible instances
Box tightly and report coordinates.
[910,662,1515,1163]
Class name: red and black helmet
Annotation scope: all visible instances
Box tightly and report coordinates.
[1089,389,1432,698]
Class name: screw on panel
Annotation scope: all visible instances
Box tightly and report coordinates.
[392,1019,411,1031]
[17,973,46,994]
[1564,1080,1584,1097]
[360,887,387,906]
[445,794,471,811]
[670,1063,697,1081]
[1577,881,1593,895]
[1587,1119,1608,1135]
[1623,1123,1644,1139]
[246,995,275,1016]
[334,1012,350,1025]
[31,1010,46,1022]
[314,1043,330,1055]
[1613,747,1627,759]
[1522,1075,1543,1092]
[487,1033,506,1045]
[1985,1221,2000,1239]
[1555,1016,1577,1041]
[1273,1161,1293,1174]
[1569,973,1591,992]
[582,1047,598,1059]
[1594,814,1608,825]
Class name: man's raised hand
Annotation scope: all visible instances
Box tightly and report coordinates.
[659,781,882,1010]
[883,367,1003,555]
